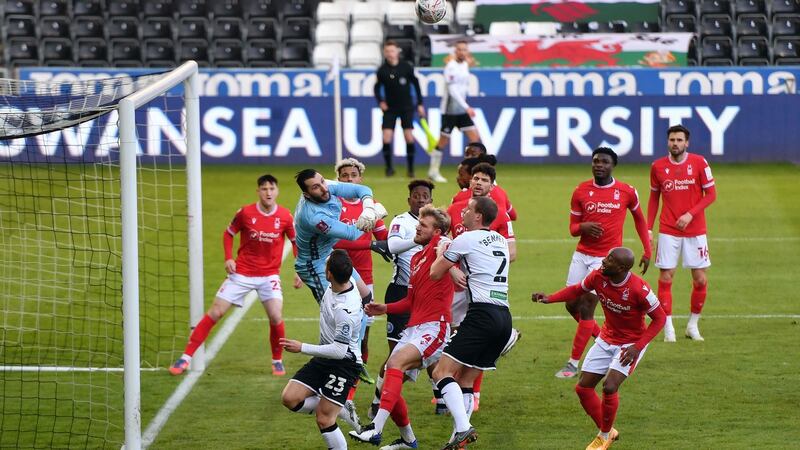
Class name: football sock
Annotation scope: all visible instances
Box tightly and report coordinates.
[399,423,416,444]
[472,373,483,396]
[375,368,404,431]
[185,314,216,357]
[575,385,602,429]
[690,281,707,314]
[569,358,580,367]
[371,375,384,406]
[390,396,410,428]
[382,143,393,171]
[665,315,674,332]
[373,409,391,433]
[658,279,673,315]
[347,381,358,401]
[269,321,284,361]
[571,319,596,361]
[437,377,470,432]
[688,312,702,329]
[291,396,319,414]
[601,392,619,433]
[406,143,415,173]
[462,387,474,421]
[320,423,347,450]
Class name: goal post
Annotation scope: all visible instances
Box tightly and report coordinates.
[117,61,203,450]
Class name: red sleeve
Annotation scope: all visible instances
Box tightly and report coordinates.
[284,213,298,257]
[569,212,581,237]
[647,166,660,230]
[688,185,716,217]
[223,230,234,260]
[373,219,389,240]
[508,206,517,221]
[569,188,582,236]
[334,239,372,250]
[635,303,666,349]
[385,289,412,314]
[547,283,588,303]
[631,203,652,259]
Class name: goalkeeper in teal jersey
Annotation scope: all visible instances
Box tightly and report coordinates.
[293,169,387,304]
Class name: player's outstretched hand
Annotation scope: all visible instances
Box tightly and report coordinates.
[531,292,550,304]
[279,338,302,353]
[436,237,452,257]
[639,256,650,275]
[224,259,236,274]
[449,267,467,290]
[370,240,392,262]
[619,344,641,366]
[356,199,388,231]
[293,273,304,289]
[364,303,387,317]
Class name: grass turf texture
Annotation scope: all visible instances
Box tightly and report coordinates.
[4,163,799,449]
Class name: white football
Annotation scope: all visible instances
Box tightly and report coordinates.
[415,0,447,24]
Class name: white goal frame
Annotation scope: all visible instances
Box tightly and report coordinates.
[118,61,203,450]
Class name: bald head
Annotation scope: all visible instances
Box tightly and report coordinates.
[610,247,635,270]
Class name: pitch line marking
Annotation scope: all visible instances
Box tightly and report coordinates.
[140,241,292,449]
[517,236,800,244]
[261,313,800,323]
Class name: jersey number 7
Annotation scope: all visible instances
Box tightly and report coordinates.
[492,250,508,283]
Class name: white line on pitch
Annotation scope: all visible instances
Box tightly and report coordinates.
[517,236,800,244]
[141,242,291,449]
[259,313,800,323]
[0,366,164,373]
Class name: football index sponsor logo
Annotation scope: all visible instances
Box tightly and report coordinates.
[250,231,281,242]
[663,179,695,192]
[586,201,621,214]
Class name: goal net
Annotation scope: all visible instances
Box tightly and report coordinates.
[0,62,202,449]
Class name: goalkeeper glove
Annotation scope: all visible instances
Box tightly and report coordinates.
[370,240,392,262]
[355,198,388,231]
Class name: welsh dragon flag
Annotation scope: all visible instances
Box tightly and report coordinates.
[474,0,659,24]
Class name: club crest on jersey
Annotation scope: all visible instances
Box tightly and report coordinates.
[589,191,594,197]
[252,217,257,224]
[687,165,693,175]
[614,189,620,200]
[316,220,330,233]
[274,218,280,229]
[665,168,670,174]
[603,281,608,288]
[411,256,427,277]
[622,287,630,301]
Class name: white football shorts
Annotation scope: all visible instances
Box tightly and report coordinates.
[393,320,450,381]
[566,251,604,286]
[451,290,468,327]
[581,337,649,378]
[655,233,711,269]
[216,273,282,306]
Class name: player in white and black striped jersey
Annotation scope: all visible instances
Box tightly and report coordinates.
[429,196,513,450]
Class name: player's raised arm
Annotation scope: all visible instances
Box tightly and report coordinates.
[327,179,373,200]
[313,213,364,242]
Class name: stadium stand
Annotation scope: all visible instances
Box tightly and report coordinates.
[1,0,799,69]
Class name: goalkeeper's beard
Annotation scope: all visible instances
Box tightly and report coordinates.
[305,190,330,203]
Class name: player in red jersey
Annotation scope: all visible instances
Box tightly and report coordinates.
[334,158,391,385]
[533,247,666,450]
[452,148,517,221]
[170,174,300,377]
[648,125,717,342]
[349,205,454,449]
[555,147,651,380]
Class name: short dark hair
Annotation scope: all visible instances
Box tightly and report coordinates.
[408,179,434,194]
[472,196,498,226]
[258,174,278,186]
[295,169,319,192]
[384,39,398,48]
[667,124,690,140]
[327,249,353,284]
[460,153,498,170]
[465,142,487,155]
[471,162,496,183]
[592,147,618,166]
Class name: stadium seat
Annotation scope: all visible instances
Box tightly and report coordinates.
[772,14,800,38]
[79,60,107,67]
[211,1,243,18]
[40,0,69,17]
[387,2,419,25]
[312,42,347,68]
[213,17,244,39]
[775,56,800,63]
[347,42,382,68]
[246,18,279,40]
[76,38,108,64]
[7,38,39,62]
[525,22,560,34]
[702,57,734,64]
[4,0,35,16]
[42,38,73,63]
[177,0,208,17]
[419,38,432,66]
[146,60,177,68]
[178,17,209,40]
[108,1,140,17]
[589,20,628,32]
[665,14,698,32]
[282,0,314,19]
[111,38,142,64]
[735,14,768,37]
[700,0,733,15]
[143,0,175,17]
[246,39,278,66]
[212,39,244,64]
[559,21,591,33]
[456,1,476,26]
[770,0,800,14]
[4,15,37,39]
[317,2,353,23]
[386,24,418,40]
[701,36,734,59]
[108,17,140,40]
[217,60,245,68]
[351,20,384,44]
[738,56,770,64]
[662,0,697,17]
[351,2,384,22]
[280,40,312,65]
[179,39,210,63]
[773,36,800,59]
[395,39,417,62]
[282,17,313,40]
[144,38,176,64]
[73,0,103,17]
[143,17,174,40]
[315,20,349,44]
[737,36,770,59]
[40,16,71,39]
[422,23,452,35]
[700,14,734,37]
[734,0,767,16]
[489,21,522,35]
[629,20,661,31]
[74,16,105,39]
[244,0,278,18]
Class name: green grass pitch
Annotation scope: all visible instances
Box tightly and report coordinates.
[5,163,800,449]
